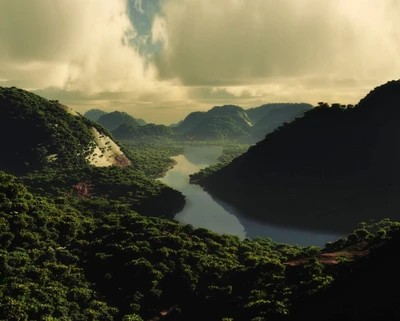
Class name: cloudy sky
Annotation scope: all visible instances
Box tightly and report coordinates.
[1,0,399,124]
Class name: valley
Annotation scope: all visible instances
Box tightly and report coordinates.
[1,84,400,320]
[159,146,340,246]
[2,2,400,319]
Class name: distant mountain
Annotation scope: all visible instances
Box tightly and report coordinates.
[0,87,130,174]
[194,80,400,233]
[169,120,183,128]
[249,103,313,141]
[176,105,253,140]
[246,103,310,123]
[97,111,146,132]
[112,123,177,143]
[83,108,108,121]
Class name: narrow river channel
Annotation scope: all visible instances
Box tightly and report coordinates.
[159,146,341,246]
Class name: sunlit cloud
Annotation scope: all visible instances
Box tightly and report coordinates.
[1,0,399,124]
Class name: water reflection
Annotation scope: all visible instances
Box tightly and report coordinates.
[159,146,341,246]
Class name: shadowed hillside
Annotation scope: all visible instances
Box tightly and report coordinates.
[0,87,125,174]
[194,80,400,233]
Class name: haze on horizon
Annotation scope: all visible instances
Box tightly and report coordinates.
[1,0,399,124]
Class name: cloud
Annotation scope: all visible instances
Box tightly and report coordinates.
[0,0,191,123]
[155,0,400,87]
[2,0,399,124]
[0,0,179,95]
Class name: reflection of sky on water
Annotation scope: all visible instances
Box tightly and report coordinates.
[159,147,341,246]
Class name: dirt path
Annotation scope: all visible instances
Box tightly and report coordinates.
[285,241,370,266]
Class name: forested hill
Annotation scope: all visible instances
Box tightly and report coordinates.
[83,108,108,121]
[97,111,146,131]
[195,80,400,233]
[175,105,253,140]
[0,87,130,173]
[0,86,184,218]
[112,123,177,143]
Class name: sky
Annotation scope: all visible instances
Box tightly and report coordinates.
[1,0,399,124]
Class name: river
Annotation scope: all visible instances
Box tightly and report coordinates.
[159,146,341,246]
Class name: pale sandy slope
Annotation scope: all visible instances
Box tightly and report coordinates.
[46,104,131,167]
[86,127,131,167]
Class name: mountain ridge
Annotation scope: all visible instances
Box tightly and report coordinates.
[193,80,400,233]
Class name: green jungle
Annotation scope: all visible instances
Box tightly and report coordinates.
[1,81,400,321]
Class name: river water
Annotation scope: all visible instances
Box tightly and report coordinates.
[159,146,341,246]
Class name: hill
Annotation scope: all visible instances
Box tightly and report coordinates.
[112,123,177,143]
[0,87,132,174]
[248,103,313,142]
[193,80,400,233]
[287,224,400,321]
[169,120,183,128]
[97,111,146,132]
[83,108,108,121]
[0,86,184,218]
[175,105,253,140]
[246,103,312,124]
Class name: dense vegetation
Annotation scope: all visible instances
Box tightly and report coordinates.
[175,105,253,141]
[0,87,108,174]
[2,170,400,320]
[113,123,178,144]
[0,87,185,220]
[3,84,400,320]
[194,81,400,233]
[97,111,146,132]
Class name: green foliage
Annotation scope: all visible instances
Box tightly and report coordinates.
[0,87,105,174]
[113,123,177,143]
[3,85,400,320]
[176,105,253,141]
[97,111,145,131]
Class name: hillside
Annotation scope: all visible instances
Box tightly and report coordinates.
[112,123,177,143]
[287,226,400,321]
[83,108,108,121]
[0,87,132,173]
[0,86,184,218]
[246,103,312,124]
[248,103,313,142]
[194,80,400,233]
[97,111,146,132]
[175,105,253,140]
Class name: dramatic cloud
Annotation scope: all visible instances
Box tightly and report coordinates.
[156,0,400,89]
[1,0,400,123]
[0,0,185,95]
